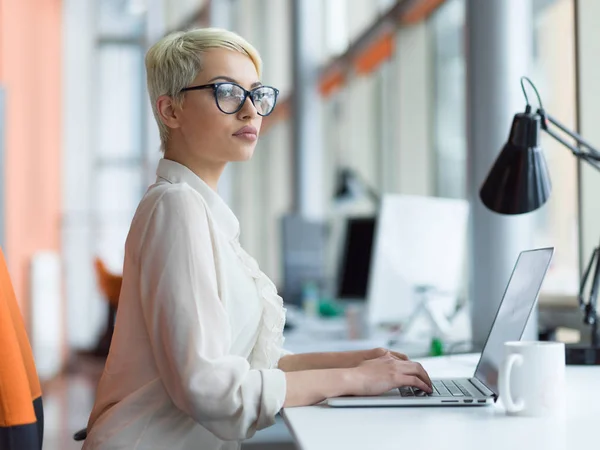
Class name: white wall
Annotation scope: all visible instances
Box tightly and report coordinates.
[164,0,207,30]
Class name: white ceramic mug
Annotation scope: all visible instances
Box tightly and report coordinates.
[498,341,566,417]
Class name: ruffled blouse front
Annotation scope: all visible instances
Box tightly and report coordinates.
[230,240,288,370]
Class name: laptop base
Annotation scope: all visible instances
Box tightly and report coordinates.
[326,378,494,407]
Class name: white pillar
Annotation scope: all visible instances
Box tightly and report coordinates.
[291,0,325,219]
[466,0,537,348]
[62,0,104,349]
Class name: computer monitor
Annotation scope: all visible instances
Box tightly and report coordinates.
[281,214,327,306]
[336,216,376,301]
[367,194,469,326]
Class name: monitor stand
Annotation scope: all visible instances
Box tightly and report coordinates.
[402,285,454,339]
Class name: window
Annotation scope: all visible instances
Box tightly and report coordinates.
[431,0,466,199]
[531,0,579,295]
[430,0,579,295]
[94,43,145,268]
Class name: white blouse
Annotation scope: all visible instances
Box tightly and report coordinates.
[83,159,289,450]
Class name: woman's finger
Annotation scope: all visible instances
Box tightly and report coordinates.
[402,375,432,393]
[389,351,409,361]
[398,361,433,388]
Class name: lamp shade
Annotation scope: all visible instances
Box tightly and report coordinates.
[479,112,552,215]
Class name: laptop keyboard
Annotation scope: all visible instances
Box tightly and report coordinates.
[399,380,478,397]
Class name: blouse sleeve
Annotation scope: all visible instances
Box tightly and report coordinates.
[137,185,287,441]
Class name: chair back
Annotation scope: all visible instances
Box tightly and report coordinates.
[93,257,122,308]
[0,248,43,450]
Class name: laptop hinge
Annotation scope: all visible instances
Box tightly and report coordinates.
[470,377,497,400]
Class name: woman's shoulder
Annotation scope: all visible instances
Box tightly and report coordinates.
[140,181,207,215]
[128,181,210,238]
[126,181,213,255]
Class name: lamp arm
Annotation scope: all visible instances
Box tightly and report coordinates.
[365,185,381,204]
[353,171,381,204]
[543,126,600,172]
[540,110,600,165]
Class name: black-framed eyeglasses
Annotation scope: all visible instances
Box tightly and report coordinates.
[180,82,279,117]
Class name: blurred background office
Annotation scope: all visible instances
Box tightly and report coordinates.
[1,0,599,449]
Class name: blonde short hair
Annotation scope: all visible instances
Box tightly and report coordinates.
[145,28,262,151]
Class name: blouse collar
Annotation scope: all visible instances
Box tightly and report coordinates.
[156,158,240,241]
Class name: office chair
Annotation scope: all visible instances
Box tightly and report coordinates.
[90,257,121,357]
[94,257,122,310]
[0,248,44,450]
[78,257,122,359]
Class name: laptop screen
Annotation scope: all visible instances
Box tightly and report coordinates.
[474,248,554,396]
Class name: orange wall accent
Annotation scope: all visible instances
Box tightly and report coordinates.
[353,31,395,75]
[319,67,346,97]
[0,0,62,328]
[401,0,447,24]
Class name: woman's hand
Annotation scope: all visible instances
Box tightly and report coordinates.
[282,351,433,407]
[361,347,409,364]
[347,351,433,397]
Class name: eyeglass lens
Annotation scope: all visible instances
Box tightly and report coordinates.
[215,83,276,116]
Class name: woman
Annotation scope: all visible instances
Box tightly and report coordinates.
[83,28,432,450]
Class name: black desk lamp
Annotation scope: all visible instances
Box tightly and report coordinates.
[334,167,380,205]
[480,76,600,365]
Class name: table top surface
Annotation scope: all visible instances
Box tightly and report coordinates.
[282,353,600,450]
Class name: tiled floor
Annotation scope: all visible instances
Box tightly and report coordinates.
[41,355,296,450]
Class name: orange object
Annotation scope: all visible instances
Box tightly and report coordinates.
[94,258,123,309]
[0,247,43,447]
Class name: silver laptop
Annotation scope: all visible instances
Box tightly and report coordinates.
[327,247,554,407]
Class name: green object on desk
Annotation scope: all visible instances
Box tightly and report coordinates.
[318,299,344,317]
[430,337,444,357]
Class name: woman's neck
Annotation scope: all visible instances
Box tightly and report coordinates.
[163,150,226,191]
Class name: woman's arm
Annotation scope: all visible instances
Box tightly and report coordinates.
[277,348,408,372]
[282,352,432,407]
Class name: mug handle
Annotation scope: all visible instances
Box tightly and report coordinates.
[500,353,525,413]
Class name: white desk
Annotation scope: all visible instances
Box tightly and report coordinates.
[282,354,600,450]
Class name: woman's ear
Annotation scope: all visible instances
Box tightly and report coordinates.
[157,95,181,130]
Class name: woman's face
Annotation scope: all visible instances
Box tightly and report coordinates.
[170,48,263,163]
